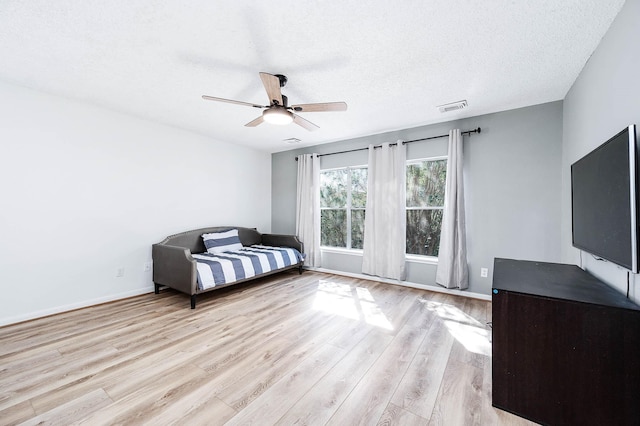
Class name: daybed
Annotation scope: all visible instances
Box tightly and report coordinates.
[152,226,304,308]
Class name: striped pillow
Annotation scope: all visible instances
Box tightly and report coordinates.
[202,229,243,254]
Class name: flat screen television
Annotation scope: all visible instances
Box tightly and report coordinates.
[571,124,639,273]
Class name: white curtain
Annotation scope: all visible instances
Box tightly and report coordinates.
[436,129,469,289]
[362,142,407,280]
[296,154,321,267]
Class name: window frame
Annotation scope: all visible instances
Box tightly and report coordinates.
[405,155,448,259]
[320,165,368,250]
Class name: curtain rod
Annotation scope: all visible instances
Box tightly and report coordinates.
[295,127,481,160]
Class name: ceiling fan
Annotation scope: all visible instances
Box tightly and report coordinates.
[202,72,347,131]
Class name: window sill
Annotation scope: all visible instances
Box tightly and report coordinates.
[405,254,439,265]
[320,247,438,264]
[320,247,364,256]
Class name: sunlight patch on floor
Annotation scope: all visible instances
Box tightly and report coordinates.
[443,320,491,356]
[312,281,359,320]
[313,280,394,330]
[420,298,491,355]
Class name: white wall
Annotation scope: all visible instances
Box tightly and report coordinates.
[0,81,271,325]
[272,101,564,295]
[561,0,640,302]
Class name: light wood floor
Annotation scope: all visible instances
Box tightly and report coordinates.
[0,271,536,425]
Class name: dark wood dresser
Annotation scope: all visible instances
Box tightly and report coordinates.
[492,258,640,426]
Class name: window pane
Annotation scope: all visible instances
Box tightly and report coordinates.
[320,170,348,208]
[406,209,443,256]
[351,168,368,208]
[406,160,447,207]
[351,209,366,249]
[321,209,347,247]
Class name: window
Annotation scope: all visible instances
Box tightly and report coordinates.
[320,158,447,257]
[406,158,447,256]
[320,167,367,249]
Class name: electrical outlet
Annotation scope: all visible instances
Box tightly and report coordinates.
[144,261,152,272]
[480,267,488,278]
[116,267,125,278]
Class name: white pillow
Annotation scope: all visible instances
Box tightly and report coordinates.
[202,229,243,254]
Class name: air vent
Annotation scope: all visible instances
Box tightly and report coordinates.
[283,138,302,144]
[437,100,468,113]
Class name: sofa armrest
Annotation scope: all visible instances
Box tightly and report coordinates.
[261,234,304,254]
[152,244,198,295]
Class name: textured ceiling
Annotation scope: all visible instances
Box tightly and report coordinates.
[0,1,625,153]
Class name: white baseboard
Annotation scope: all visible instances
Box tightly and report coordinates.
[0,286,155,327]
[308,267,491,301]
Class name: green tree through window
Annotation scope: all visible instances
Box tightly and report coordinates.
[320,167,367,248]
[406,159,447,256]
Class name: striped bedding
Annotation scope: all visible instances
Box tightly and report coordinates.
[193,245,304,290]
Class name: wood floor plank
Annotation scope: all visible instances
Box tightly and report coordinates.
[29,310,264,414]
[216,315,348,410]
[325,306,430,426]
[326,316,374,350]
[225,343,347,425]
[73,365,206,425]
[276,329,393,426]
[377,402,429,426]
[19,388,113,426]
[0,344,119,412]
[0,271,514,425]
[0,297,175,358]
[193,304,333,375]
[29,338,196,414]
[389,316,455,419]
[26,298,278,412]
[0,349,62,382]
[142,395,236,426]
[0,398,35,425]
[102,351,207,402]
[427,359,484,426]
[192,312,337,397]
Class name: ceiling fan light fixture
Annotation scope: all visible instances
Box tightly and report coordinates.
[263,108,293,125]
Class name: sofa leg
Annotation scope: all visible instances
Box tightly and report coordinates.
[154,283,160,294]
[190,295,196,309]
[298,264,303,275]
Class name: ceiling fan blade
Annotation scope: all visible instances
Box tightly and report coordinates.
[259,72,284,106]
[245,116,264,127]
[291,102,348,112]
[202,95,264,109]
[292,114,319,131]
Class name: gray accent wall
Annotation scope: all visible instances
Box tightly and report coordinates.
[272,101,563,295]
[562,0,640,302]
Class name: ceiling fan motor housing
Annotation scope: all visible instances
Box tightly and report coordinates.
[274,74,288,87]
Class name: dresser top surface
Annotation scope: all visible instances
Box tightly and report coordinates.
[493,258,640,310]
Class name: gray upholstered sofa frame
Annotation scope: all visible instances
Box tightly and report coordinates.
[152,226,304,308]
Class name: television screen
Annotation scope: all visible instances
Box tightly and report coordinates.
[571,125,638,273]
